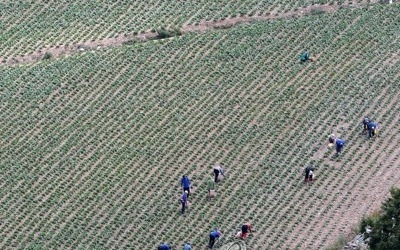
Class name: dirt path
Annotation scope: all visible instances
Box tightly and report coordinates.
[0,1,381,66]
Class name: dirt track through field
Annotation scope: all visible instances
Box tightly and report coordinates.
[0,1,381,66]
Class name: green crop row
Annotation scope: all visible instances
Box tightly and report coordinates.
[0,0,377,59]
[0,4,399,250]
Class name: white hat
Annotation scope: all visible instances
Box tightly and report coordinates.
[184,190,188,193]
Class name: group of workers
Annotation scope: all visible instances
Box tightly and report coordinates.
[328,134,346,155]
[160,166,248,249]
[161,116,379,248]
[305,116,379,183]
[179,166,225,215]
[165,223,251,249]
[158,242,192,250]
[362,117,379,138]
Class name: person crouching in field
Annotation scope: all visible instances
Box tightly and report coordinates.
[328,134,336,144]
[158,243,171,250]
[213,165,224,183]
[362,117,371,134]
[181,175,191,198]
[209,230,222,249]
[235,223,253,239]
[328,134,336,148]
[367,120,378,139]
[183,242,192,250]
[207,175,216,201]
[181,190,188,215]
[335,138,345,155]
[304,165,315,183]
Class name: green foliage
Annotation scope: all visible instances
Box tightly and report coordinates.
[310,9,326,15]
[0,4,399,250]
[155,26,182,39]
[361,187,400,250]
[42,51,53,60]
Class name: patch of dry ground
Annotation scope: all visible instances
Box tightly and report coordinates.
[0,1,380,66]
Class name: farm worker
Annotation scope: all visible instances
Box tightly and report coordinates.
[213,165,224,183]
[335,138,345,155]
[209,230,222,249]
[367,121,378,138]
[362,117,371,134]
[238,223,253,239]
[304,165,315,183]
[300,50,310,62]
[183,242,192,250]
[207,175,216,201]
[328,134,336,144]
[158,243,171,250]
[181,175,191,198]
[181,190,188,215]
[308,169,314,182]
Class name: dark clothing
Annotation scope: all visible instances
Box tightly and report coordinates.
[363,118,371,132]
[181,200,186,214]
[300,51,310,62]
[336,139,345,153]
[209,234,216,248]
[328,137,335,143]
[308,172,313,182]
[367,122,377,138]
[181,176,191,188]
[183,187,190,198]
[241,224,252,238]
[158,244,171,250]
[304,166,314,182]
[181,193,188,214]
[242,224,249,234]
[214,169,220,183]
[369,128,375,138]
[209,231,220,248]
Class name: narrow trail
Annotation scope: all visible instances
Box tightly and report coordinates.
[0,1,382,66]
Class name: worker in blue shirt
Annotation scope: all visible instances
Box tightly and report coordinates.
[335,138,345,155]
[367,121,378,138]
[362,117,371,134]
[181,175,191,198]
[209,230,222,249]
[183,242,192,250]
[158,242,171,250]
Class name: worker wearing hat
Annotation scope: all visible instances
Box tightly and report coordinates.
[183,242,192,250]
[181,190,188,215]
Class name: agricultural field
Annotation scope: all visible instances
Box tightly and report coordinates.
[0,2,400,250]
[0,0,380,61]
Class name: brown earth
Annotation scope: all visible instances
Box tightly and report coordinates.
[0,1,380,66]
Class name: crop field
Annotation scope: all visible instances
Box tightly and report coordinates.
[0,0,380,61]
[1,2,400,250]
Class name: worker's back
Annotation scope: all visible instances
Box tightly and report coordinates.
[183,243,192,250]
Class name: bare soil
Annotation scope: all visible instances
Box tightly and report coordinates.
[0,1,379,66]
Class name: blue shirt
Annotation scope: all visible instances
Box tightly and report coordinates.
[158,244,170,250]
[210,231,220,238]
[181,193,188,203]
[181,177,191,188]
[183,243,192,250]
[368,122,377,130]
[336,139,345,147]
